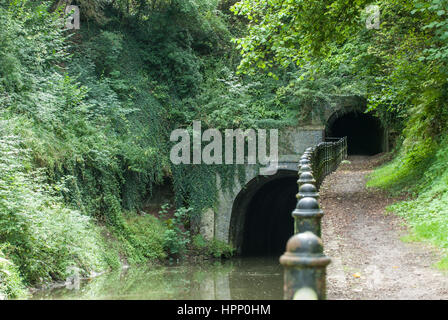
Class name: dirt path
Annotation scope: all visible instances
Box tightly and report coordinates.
[321,156,448,300]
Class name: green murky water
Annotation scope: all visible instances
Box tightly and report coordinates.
[32,257,283,300]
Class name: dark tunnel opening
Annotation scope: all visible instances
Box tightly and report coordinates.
[327,112,384,155]
[241,177,297,256]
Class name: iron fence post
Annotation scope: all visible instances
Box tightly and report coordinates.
[280,231,331,300]
[296,183,319,201]
[297,172,316,189]
[299,164,312,174]
[292,196,323,237]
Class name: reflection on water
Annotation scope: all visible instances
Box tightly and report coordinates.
[32,257,283,300]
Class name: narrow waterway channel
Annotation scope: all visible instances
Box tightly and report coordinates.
[32,257,283,300]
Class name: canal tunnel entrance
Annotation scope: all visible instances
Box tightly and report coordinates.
[326,111,384,155]
[230,172,297,256]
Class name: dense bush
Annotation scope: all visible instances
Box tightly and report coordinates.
[0,130,113,286]
[123,214,167,263]
[0,245,28,299]
[162,206,192,258]
[192,234,234,258]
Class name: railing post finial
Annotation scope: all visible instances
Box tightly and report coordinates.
[292,196,323,236]
[280,231,331,300]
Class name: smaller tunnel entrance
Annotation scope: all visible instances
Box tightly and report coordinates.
[231,174,297,257]
[327,111,384,155]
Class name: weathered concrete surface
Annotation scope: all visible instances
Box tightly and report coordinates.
[279,127,324,155]
[214,165,259,244]
[200,208,215,241]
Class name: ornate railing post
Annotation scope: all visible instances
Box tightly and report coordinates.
[280,231,331,300]
[297,172,316,189]
[297,183,319,201]
[299,158,311,168]
[299,164,312,174]
[292,197,323,237]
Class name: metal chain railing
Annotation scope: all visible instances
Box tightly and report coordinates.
[279,136,347,300]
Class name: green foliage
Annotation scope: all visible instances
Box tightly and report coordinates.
[414,0,448,67]
[206,239,235,258]
[367,138,437,195]
[64,0,280,223]
[436,256,448,270]
[192,234,208,249]
[0,131,112,285]
[123,214,167,262]
[0,245,28,300]
[184,64,288,129]
[162,206,191,258]
[230,0,369,74]
[192,234,234,258]
[2,0,296,242]
[230,0,448,132]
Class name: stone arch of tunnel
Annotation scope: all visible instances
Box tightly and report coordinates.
[326,110,386,155]
[229,170,298,256]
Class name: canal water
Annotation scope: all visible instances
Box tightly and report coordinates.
[32,257,283,300]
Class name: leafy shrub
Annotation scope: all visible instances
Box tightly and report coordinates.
[124,214,167,262]
[192,234,208,249]
[207,239,235,258]
[0,132,112,284]
[0,245,28,300]
[192,234,234,258]
[162,207,192,258]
